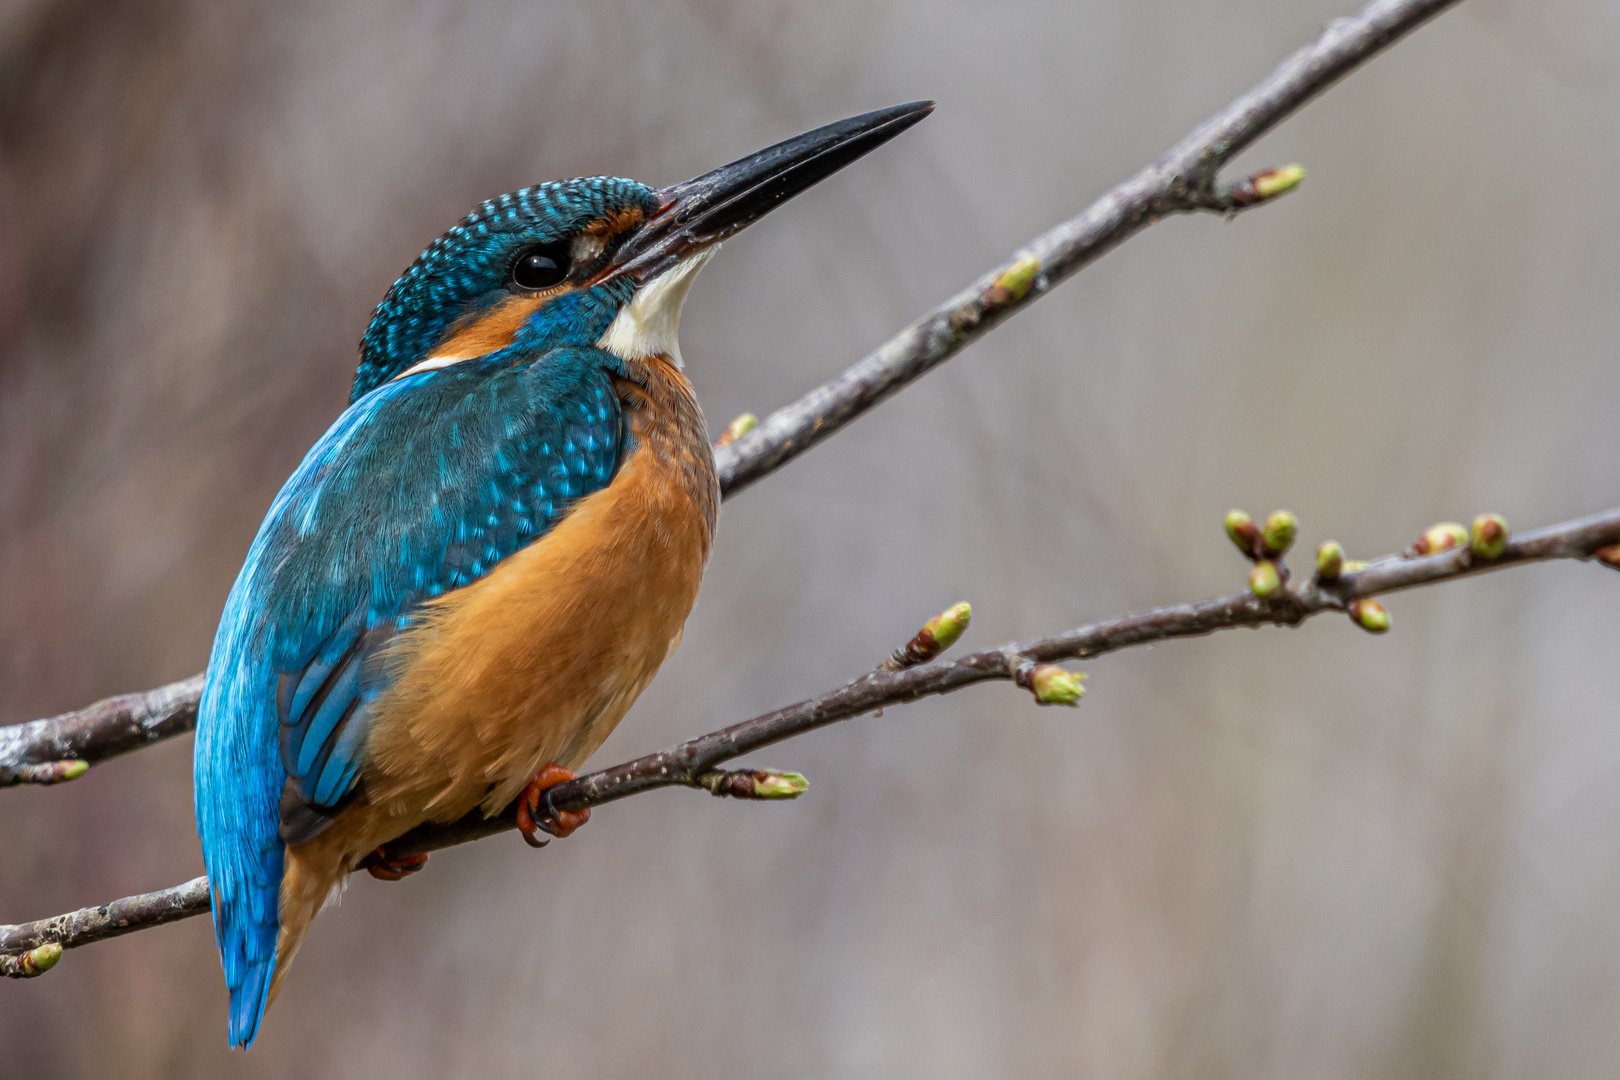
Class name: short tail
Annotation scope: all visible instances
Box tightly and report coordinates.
[212,875,281,1048]
[229,959,275,1047]
[212,840,343,1048]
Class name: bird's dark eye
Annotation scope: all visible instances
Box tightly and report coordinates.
[511,243,571,291]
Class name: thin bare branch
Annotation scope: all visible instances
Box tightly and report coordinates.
[0,0,1459,787]
[0,676,202,787]
[0,879,209,960]
[711,0,1459,496]
[6,504,1617,960]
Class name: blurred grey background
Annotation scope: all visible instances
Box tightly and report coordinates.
[2,0,1619,1076]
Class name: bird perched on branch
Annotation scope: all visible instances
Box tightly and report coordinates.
[193,102,931,1048]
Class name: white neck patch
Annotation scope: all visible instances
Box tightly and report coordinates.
[597,246,716,369]
[391,352,466,382]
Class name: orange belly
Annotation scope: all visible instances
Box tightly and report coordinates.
[368,435,711,825]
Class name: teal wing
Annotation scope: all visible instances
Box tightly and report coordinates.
[194,346,626,1047]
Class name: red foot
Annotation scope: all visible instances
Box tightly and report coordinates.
[360,845,429,882]
[515,763,590,848]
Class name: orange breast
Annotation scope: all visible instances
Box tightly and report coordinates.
[361,356,717,823]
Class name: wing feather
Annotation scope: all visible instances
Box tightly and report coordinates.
[194,346,626,1046]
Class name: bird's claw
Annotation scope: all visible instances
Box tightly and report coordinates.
[515,763,590,847]
[359,845,428,881]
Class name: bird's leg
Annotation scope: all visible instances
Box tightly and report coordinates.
[515,763,590,848]
[358,846,429,882]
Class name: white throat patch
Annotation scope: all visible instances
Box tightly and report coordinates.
[597,247,716,369]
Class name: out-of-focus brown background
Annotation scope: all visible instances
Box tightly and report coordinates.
[2,0,1618,1075]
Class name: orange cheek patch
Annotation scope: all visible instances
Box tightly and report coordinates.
[582,206,645,238]
[429,292,555,361]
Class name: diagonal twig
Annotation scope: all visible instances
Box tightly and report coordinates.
[6,504,1618,962]
[0,0,1460,787]
[0,676,203,787]
[711,0,1459,496]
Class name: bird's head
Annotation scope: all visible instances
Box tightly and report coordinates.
[354,101,933,402]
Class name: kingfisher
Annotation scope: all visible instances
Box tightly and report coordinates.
[192,101,931,1048]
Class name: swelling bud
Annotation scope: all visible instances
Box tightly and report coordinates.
[1261,510,1298,557]
[1412,522,1468,556]
[1,942,62,979]
[883,602,973,670]
[1316,540,1345,581]
[1253,164,1306,199]
[922,602,972,653]
[1225,510,1260,557]
[1029,664,1087,705]
[1348,598,1390,634]
[1249,560,1282,598]
[714,413,758,447]
[1470,514,1509,560]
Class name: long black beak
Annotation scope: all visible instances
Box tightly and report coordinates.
[605,101,933,285]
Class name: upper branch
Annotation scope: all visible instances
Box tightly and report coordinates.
[0,0,1460,787]
[0,676,202,786]
[710,0,1461,495]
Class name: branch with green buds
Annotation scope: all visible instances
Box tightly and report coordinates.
[712,0,1463,498]
[0,674,202,789]
[8,505,1618,968]
[1226,508,1525,635]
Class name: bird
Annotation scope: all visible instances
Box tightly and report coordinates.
[192,100,932,1048]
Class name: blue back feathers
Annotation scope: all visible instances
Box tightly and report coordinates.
[195,175,656,1048]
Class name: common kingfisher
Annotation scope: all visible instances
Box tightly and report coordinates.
[193,101,932,1047]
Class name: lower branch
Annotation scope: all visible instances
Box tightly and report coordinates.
[6,505,1616,961]
[1,878,209,968]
